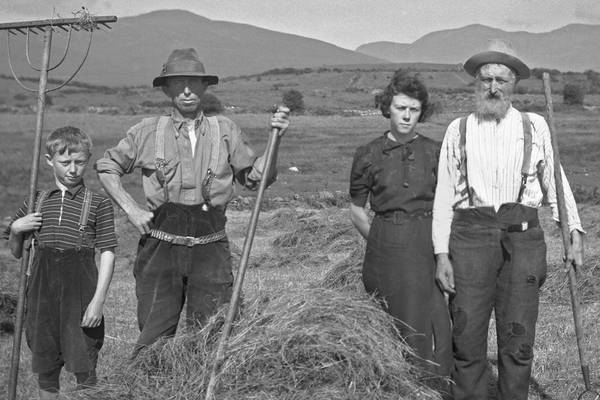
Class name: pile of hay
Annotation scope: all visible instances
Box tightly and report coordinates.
[66,207,443,399]
[71,287,441,400]
[319,247,364,292]
[253,207,363,269]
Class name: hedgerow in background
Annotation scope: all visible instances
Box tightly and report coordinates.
[563,83,586,105]
[282,89,305,113]
[200,93,224,115]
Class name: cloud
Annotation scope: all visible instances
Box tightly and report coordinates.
[574,1,600,22]
[501,16,540,31]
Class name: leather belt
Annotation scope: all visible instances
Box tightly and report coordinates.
[149,229,226,247]
[376,209,432,224]
[505,219,539,232]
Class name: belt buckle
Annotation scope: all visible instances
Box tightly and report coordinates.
[183,236,196,247]
[521,221,528,231]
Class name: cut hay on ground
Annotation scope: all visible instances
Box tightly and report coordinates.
[69,287,441,400]
[541,259,600,305]
[319,247,363,292]
[0,292,17,334]
[252,207,363,270]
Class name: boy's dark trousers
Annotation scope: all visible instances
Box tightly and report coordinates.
[133,202,233,354]
[25,245,104,377]
[448,204,547,400]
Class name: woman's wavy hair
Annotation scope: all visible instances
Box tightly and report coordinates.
[377,70,431,122]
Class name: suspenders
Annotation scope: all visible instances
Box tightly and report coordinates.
[458,112,532,206]
[27,190,50,276]
[32,188,93,248]
[77,188,92,249]
[34,190,50,214]
[27,188,92,274]
[155,116,170,202]
[154,115,221,207]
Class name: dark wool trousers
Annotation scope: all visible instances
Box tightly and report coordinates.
[449,204,547,400]
[133,203,233,354]
[26,246,103,375]
[362,213,452,380]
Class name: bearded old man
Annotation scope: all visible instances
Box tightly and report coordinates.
[95,48,289,355]
[432,40,584,400]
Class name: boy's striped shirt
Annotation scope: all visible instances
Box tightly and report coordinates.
[9,184,117,251]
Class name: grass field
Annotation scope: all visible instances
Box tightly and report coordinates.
[1,85,600,398]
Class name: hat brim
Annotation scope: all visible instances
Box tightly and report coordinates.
[152,73,219,87]
[464,51,530,80]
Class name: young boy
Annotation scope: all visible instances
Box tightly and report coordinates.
[7,126,117,399]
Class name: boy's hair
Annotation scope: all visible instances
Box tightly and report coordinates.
[45,126,92,157]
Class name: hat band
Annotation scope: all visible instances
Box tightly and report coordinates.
[163,60,208,75]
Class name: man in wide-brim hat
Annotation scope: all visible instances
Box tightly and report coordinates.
[432,39,584,400]
[96,48,290,355]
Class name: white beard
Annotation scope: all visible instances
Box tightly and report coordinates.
[475,92,511,121]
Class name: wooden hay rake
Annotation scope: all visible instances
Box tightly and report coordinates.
[0,13,117,400]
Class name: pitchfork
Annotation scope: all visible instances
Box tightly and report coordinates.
[542,72,599,400]
[0,13,117,400]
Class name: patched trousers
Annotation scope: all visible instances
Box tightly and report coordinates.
[133,203,233,355]
[449,203,547,400]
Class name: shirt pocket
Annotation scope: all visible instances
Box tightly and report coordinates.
[143,159,180,187]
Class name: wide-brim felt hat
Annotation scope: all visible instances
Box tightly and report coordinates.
[152,48,219,87]
[463,39,530,80]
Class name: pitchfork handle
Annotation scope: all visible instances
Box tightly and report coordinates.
[204,125,282,399]
[8,28,53,400]
[542,73,591,391]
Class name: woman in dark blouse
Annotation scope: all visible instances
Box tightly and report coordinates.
[349,71,451,384]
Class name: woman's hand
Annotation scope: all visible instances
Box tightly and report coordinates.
[349,204,371,239]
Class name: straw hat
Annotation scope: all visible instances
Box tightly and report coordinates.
[152,48,219,87]
[463,39,530,79]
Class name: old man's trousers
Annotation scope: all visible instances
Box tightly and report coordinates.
[449,203,547,400]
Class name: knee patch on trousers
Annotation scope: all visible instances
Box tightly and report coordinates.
[503,322,534,365]
[451,305,468,336]
[502,343,534,366]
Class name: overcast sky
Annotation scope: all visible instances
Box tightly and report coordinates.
[1,0,599,49]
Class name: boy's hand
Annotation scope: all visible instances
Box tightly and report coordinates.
[11,213,43,235]
[81,299,104,328]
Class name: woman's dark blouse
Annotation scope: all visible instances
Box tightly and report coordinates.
[350,132,440,213]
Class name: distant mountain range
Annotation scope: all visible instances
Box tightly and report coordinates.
[1,11,598,87]
[356,23,600,73]
[0,10,385,86]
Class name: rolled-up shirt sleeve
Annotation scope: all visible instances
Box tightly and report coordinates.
[538,119,584,232]
[349,145,372,208]
[226,120,268,190]
[95,125,142,176]
[432,119,461,254]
